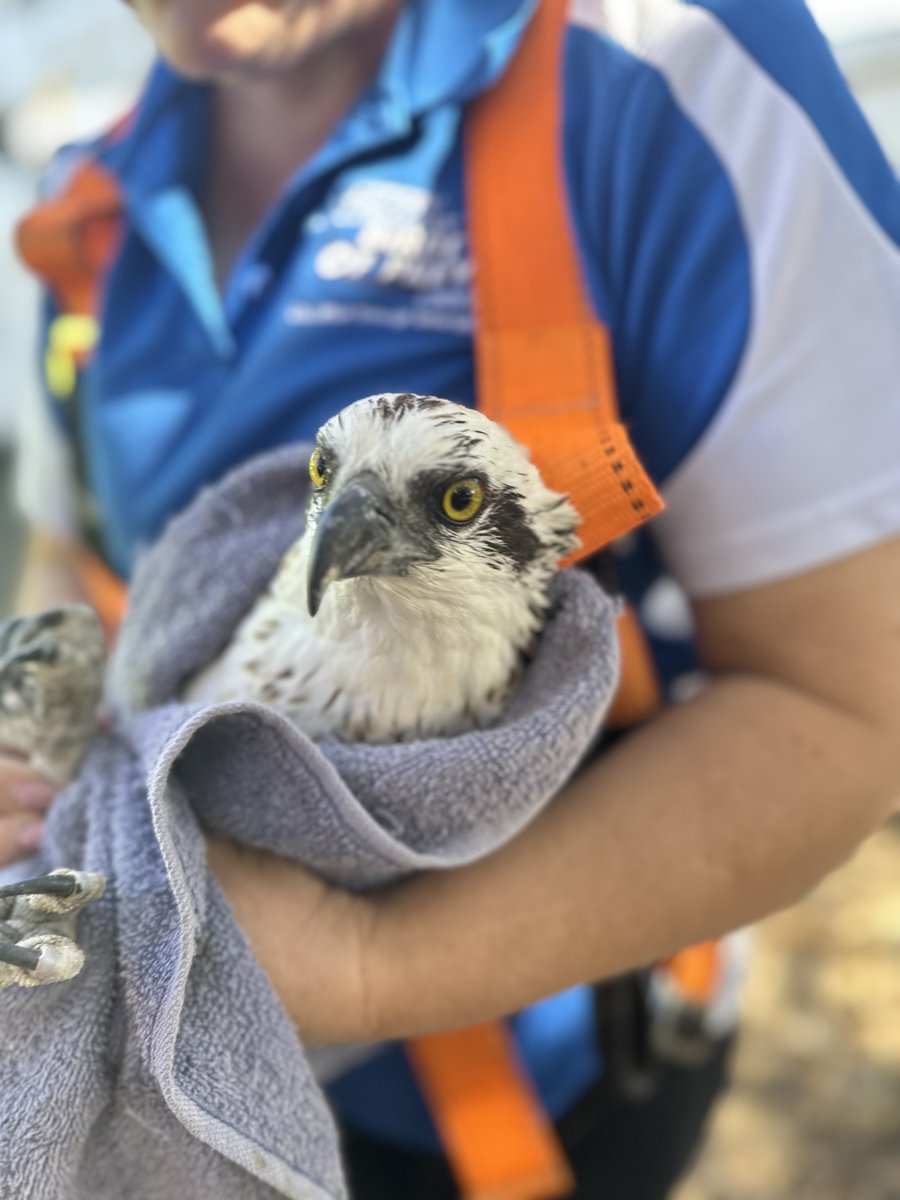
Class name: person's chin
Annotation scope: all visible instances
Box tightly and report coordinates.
[153,8,289,81]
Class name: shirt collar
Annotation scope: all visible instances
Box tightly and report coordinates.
[377,0,537,124]
[82,0,536,353]
[94,60,209,202]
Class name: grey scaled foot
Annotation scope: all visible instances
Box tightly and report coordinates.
[0,869,106,988]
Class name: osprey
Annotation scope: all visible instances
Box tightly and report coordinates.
[185,393,580,739]
[0,392,580,983]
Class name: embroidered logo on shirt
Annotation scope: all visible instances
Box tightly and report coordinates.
[286,181,472,335]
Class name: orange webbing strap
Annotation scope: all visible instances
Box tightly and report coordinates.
[75,551,127,643]
[607,606,664,729]
[407,1025,575,1200]
[407,3,664,1195]
[16,159,124,319]
[466,0,663,565]
[660,941,721,1008]
[17,163,128,605]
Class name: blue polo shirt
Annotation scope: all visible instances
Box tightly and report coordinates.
[29,0,900,1153]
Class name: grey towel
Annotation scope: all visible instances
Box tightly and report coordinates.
[0,444,620,1200]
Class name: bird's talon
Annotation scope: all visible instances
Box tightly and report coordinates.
[0,940,41,972]
[21,935,85,985]
[0,870,104,986]
[0,869,107,915]
[0,872,78,900]
[0,934,85,988]
[29,869,107,914]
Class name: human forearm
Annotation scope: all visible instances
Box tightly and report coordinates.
[362,671,896,1040]
[210,670,896,1045]
[209,539,900,1045]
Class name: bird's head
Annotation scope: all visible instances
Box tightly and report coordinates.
[298,393,580,626]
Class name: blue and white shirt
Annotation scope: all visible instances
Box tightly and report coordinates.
[17,0,900,1151]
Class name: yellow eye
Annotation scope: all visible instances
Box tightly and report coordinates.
[309,448,329,489]
[441,478,485,523]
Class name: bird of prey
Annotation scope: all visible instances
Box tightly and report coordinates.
[184,393,580,740]
[0,392,581,984]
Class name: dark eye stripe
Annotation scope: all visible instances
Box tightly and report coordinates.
[477,487,542,568]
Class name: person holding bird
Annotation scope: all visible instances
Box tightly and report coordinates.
[5,0,900,1197]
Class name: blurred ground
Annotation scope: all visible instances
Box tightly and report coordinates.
[675,822,900,1200]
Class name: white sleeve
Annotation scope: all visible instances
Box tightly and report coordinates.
[650,4,900,594]
[577,0,900,596]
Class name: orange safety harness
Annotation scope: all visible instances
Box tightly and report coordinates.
[17,3,723,1193]
[17,155,127,624]
[407,3,663,1195]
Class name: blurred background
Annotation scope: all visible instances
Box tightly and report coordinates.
[0,0,152,611]
[0,1,898,1196]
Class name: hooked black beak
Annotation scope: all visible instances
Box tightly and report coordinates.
[306,475,439,616]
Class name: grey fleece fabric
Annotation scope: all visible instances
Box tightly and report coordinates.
[0,444,621,1200]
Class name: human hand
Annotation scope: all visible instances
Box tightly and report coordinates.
[206,836,378,1045]
[0,754,56,867]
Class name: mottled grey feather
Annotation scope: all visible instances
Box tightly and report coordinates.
[0,607,104,784]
